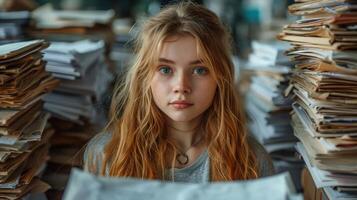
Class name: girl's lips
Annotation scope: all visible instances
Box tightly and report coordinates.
[170,103,193,109]
[169,100,193,109]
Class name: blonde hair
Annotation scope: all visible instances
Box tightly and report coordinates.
[97,1,258,181]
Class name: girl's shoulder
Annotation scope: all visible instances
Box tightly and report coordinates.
[83,132,112,175]
[247,135,275,177]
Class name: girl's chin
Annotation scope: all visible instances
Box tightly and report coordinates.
[165,113,202,123]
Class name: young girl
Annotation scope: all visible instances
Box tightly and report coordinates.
[84,1,274,182]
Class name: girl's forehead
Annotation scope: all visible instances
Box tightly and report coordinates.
[158,34,205,62]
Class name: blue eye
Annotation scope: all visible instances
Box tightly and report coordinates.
[159,66,172,75]
[193,67,208,75]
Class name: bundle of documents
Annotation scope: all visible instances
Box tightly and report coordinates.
[40,40,112,192]
[0,40,59,108]
[42,40,113,124]
[28,4,115,123]
[29,4,115,48]
[0,11,30,44]
[245,41,295,144]
[27,5,116,196]
[278,1,357,51]
[43,40,105,80]
[242,41,304,191]
[63,168,301,200]
[0,40,59,199]
[278,0,357,199]
[39,39,113,197]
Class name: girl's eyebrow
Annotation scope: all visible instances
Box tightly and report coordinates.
[158,57,204,65]
[158,58,175,64]
[190,60,204,65]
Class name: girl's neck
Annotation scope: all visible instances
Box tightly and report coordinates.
[166,116,202,150]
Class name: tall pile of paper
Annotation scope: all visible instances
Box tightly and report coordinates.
[27,5,116,197]
[242,41,304,191]
[0,11,30,44]
[0,40,59,199]
[40,40,113,195]
[278,0,357,199]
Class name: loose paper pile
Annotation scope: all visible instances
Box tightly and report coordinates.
[42,40,112,124]
[243,41,304,191]
[29,5,115,47]
[0,40,59,199]
[40,40,112,194]
[278,1,357,199]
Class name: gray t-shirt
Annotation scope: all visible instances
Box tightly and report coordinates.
[83,132,274,182]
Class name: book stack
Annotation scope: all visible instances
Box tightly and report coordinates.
[278,1,357,199]
[243,41,304,191]
[0,11,30,44]
[0,40,59,199]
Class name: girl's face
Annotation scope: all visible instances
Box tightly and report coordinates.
[150,35,217,123]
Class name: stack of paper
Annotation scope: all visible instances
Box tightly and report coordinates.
[0,40,59,108]
[0,40,59,199]
[0,11,30,44]
[39,39,112,196]
[42,40,112,124]
[43,40,105,80]
[27,5,115,195]
[245,41,295,144]
[29,4,115,45]
[242,41,304,191]
[278,1,357,51]
[278,0,357,199]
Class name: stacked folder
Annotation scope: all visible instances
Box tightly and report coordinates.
[243,41,304,191]
[0,11,30,44]
[278,0,357,199]
[0,40,59,199]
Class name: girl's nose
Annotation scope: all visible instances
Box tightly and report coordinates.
[173,72,191,94]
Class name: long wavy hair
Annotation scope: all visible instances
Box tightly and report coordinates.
[98,1,258,181]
